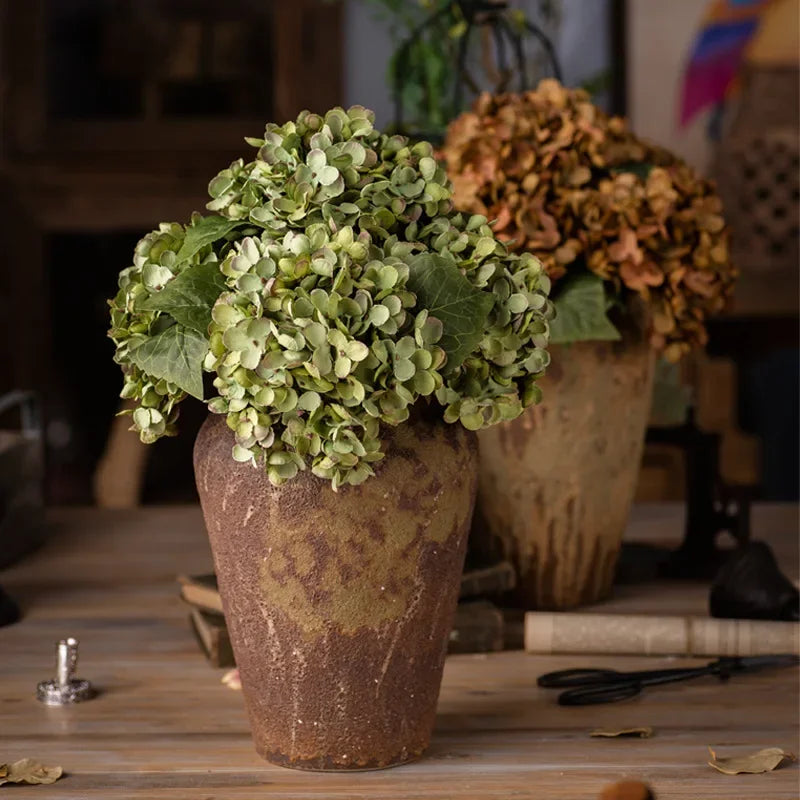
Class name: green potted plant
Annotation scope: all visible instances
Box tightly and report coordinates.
[109,105,552,770]
[355,0,561,140]
[441,80,736,610]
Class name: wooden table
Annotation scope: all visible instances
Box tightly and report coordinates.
[1,504,798,799]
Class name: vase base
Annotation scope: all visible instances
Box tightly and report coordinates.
[258,747,424,772]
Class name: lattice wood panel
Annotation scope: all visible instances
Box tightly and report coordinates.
[712,65,799,308]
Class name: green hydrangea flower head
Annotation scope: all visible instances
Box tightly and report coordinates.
[109,106,554,489]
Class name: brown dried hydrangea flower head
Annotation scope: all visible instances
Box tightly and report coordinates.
[441,79,736,361]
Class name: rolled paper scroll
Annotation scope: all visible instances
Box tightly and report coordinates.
[524,612,800,657]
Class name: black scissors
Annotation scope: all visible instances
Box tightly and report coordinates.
[537,654,800,706]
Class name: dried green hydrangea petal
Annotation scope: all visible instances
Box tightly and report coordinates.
[109,221,218,442]
[110,106,553,490]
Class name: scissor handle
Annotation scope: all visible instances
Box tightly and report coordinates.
[541,654,800,706]
[557,680,642,706]
[537,668,625,689]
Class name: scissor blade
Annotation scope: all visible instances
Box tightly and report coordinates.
[733,654,800,671]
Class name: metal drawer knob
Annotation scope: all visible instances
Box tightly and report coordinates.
[37,638,94,705]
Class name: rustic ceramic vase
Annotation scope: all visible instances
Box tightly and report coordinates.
[194,410,478,770]
[475,335,655,610]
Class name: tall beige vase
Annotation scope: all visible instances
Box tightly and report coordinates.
[475,336,655,610]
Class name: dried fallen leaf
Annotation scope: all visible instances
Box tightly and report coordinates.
[221,668,241,690]
[0,758,63,785]
[707,746,796,775]
[599,779,655,800]
[591,727,653,739]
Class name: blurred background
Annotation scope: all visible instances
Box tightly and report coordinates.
[0,0,796,508]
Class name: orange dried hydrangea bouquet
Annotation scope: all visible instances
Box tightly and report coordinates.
[441,79,736,361]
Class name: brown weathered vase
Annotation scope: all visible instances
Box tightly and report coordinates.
[475,336,655,610]
[193,411,477,771]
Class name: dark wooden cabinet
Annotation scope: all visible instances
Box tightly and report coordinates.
[0,0,343,501]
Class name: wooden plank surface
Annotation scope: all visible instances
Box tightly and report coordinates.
[1,504,797,799]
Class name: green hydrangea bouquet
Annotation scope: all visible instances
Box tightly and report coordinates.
[109,106,553,489]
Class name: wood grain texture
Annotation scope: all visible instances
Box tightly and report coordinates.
[0,504,797,799]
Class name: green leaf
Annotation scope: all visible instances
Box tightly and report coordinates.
[611,161,654,181]
[406,253,494,373]
[141,262,227,335]
[549,272,621,344]
[649,358,690,427]
[176,216,244,263]
[128,325,208,400]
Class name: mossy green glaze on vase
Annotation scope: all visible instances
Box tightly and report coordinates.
[194,411,477,771]
[475,335,655,610]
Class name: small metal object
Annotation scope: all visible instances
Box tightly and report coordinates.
[37,638,94,704]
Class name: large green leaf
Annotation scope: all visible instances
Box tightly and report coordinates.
[128,325,208,400]
[406,253,494,373]
[176,216,244,263]
[142,261,227,335]
[549,272,621,344]
[611,161,654,181]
